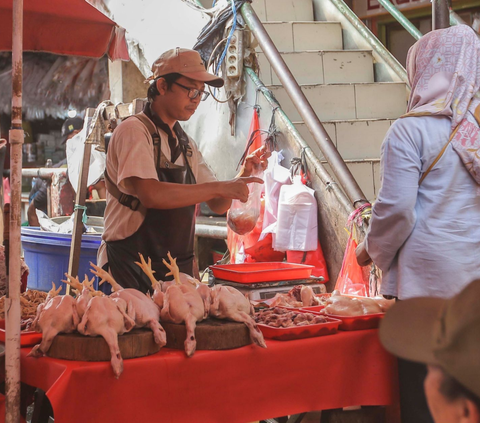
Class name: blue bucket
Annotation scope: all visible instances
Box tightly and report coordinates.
[21,227,102,295]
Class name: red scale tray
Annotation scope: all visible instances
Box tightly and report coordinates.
[210,262,314,284]
[257,316,341,341]
[0,320,42,347]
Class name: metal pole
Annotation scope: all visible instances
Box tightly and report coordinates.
[241,3,368,206]
[377,0,422,40]
[6,0,23,421]
[432,0,450,30]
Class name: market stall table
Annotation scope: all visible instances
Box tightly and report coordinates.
[20,329,397,423]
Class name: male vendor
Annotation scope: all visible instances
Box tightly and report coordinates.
[98,47,267,292]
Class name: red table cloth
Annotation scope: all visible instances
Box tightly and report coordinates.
[20,329,397,423]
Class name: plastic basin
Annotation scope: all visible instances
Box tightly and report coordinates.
[21,227,101,294]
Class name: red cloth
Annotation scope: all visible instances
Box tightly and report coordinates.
[0,0,129,60]
[20,330,398,423]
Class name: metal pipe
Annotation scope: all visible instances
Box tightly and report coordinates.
[328,0,408,85]
[21,168,67,179]
[241,3,368,207]
[432,0,450,29]
[6,0,23,421]
[195,224,227,239]
[245,67,354,215]
[376,0,422,40]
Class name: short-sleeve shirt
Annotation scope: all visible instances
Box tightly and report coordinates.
[99,114,217,267]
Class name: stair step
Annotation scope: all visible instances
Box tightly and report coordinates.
[253,0,314,22]
[257,50,374,85]
[259,22,343,52]
[294,119,393,160]
[323,161,381,202]
[269,82,407,121]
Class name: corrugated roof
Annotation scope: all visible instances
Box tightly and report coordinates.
[0,52,110,120]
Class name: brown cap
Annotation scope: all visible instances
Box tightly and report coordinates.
[379,280,480,397]
[148,47,224,88]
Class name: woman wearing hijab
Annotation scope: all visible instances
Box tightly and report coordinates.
[356,25,480,422]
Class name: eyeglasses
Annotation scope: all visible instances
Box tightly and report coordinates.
[173,81,210,101]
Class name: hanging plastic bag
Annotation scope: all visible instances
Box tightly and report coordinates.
[335,204,376,296]
[334,236,370,296]
[260,151,291,240]
[227,165,263,235]
[274,175,318,251]
[227,109,265,259]
[286,242,329,281]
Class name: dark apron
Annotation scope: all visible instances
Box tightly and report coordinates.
[106,137,196,294]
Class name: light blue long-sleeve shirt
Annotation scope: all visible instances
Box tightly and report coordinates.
[365,115,480,300]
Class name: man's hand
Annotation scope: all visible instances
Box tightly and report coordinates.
[240,146,271,177]
[218,176,264,203]
[356,241,372,266]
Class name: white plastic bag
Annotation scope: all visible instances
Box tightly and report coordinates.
[274,175,318,251]
[260,151,291,240]
[66,124,106,193]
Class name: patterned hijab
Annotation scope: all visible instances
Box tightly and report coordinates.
[403,25,480,183]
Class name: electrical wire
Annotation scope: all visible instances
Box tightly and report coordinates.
[206,37,233,103]
[215,0,237,76]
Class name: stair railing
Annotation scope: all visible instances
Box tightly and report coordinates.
[244,67,354,215]
[376,0,422,40]
[327,0,408,84]
[240,2,368,209]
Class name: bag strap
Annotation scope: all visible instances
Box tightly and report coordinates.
[419,124,460,186]
[104,167,145,212]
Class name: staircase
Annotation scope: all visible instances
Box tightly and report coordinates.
[251,0,407,201]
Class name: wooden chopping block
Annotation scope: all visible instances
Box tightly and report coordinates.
[163,317,251,350]
[47,328,160,361]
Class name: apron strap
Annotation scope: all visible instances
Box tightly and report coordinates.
[105,112,196,210]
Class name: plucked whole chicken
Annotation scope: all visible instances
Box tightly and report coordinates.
[136,252,206,357]
[90,262,167,347]
[28,283,80,358]
[77,296,136,379]
[209,285,266,348]
[63,274,102,319]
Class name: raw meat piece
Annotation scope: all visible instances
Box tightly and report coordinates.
[227,209,258,235]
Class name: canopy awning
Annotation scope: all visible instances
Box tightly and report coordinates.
[0,0,129,60]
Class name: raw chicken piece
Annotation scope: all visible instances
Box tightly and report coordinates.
[356,297,383,314]
[77,296,135,378]
[28,283,80,358]
[157,253,206,357]
[300,285,321,307]
[372,296,395,312]
[269,285,320,309]
[323,296,364,316]
[270,293,303,308]
[90,262,167,347]
[209,285,267,348]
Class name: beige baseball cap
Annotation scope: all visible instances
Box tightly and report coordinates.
[379,279,480,397]
[148,47,224,88]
